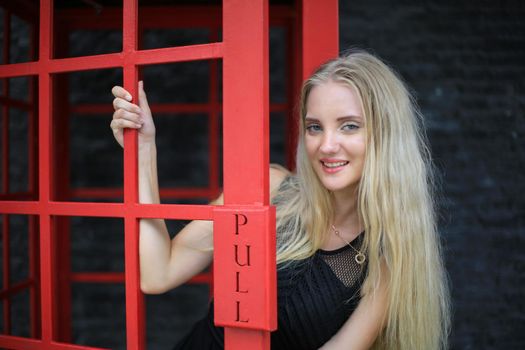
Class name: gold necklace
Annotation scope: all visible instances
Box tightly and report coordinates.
[331,225,366,265]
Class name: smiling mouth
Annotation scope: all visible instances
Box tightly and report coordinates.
[321,161,349,168]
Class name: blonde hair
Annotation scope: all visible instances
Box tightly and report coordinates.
[274,50,451,349]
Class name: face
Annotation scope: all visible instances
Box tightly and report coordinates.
[304,80,366,196]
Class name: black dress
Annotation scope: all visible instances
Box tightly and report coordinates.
[173,232,367,350]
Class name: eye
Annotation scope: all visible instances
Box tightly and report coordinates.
[341,123,359,131]
[306,124,322,134]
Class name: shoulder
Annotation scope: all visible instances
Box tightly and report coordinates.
[269,163,291,194]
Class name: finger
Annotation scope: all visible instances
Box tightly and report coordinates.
[138,81,151,112]
[113,108,144,124]
[111,85,132,101]
[110,118,142,132]
[113,97,141,114]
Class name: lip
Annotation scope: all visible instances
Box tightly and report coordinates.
[320,158,349,174]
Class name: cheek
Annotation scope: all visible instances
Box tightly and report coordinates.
[347,137,366,159]
[352,137,366,161]
[304,136,318,158]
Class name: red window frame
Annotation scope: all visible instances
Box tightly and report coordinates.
[0,1,338,349]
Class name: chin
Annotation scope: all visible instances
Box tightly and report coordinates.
[318,177,360,194]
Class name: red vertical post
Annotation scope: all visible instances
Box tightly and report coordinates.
[2,10,11,334]
[1,214,10,334]
[1,10,11,334]
[286,3,300,170]
[221,1,274,349]
[29,215,41,341]
[1,10,11,331]
[301,0,339,80]
[122,0,144,350]
[286,0,339,170]
[222,0,269,205]
[38,0,57,344]
[1,10,9,195]
[208,29,220,201]
[207,29,220,300]
[29,18,41,340]
[53,20,73,343]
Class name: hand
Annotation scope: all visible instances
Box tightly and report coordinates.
[110,81,155,148]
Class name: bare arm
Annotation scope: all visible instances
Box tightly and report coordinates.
[110,85,288,294]
[137,140,215,294]
[319,260,389,350]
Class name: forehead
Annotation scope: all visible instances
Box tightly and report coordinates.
[306,80,363,118]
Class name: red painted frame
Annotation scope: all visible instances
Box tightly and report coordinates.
[0,1,338,349]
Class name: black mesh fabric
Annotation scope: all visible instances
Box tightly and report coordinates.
[174,234,368,350]
[270,233,367,349]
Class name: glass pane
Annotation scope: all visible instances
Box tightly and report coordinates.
[142,28,211,50]
[156,114,210,189]
[68,30,122,58]
[10,15,32,64]
[270,112,286,166]
[9,107,29,194]
[71,283,126,349]
[141,60,210,103]
[270,26,287,104]
[70,217,124,273]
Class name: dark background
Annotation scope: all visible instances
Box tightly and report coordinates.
[0,0,524,349]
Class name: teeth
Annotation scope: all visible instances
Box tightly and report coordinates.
[322,161,348,168]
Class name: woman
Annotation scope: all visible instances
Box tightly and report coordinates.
[110,50,451,349]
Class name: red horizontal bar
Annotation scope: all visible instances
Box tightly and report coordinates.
[71,187,217,199]
[0,201,214,220]
[189,272,213,284]
[130,203,213,220]
[0,336,105,350]
[135,42,223,66]
[70,272,211,284]
[47,53,123,74]
[71,272,124,283]
[0,335,42,350]
[0,201,40,215]
[0,96,33,111]
[0,280,35,299]
[48,43,224,74]
[50,342,108,350]
[0,61,39,78]
[48,202,124,217]
[70,188,122,198]
[0,201,124,217]
[0,44,224,78]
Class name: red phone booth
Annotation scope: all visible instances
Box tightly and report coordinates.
[0,0,338,349]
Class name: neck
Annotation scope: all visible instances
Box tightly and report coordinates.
[331,187,361,232]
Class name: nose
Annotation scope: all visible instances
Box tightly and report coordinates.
[319,131,340,154]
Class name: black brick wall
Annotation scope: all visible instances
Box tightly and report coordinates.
[338,1,524,349]
[1,1,523,349]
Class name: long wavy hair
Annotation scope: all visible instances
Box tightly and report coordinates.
[273,50,451,349]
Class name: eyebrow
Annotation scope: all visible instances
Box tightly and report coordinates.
[304,115,363,122]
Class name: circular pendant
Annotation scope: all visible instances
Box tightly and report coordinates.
[355,253,366,265]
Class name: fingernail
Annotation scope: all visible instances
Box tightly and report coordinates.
[126,94,132,101]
